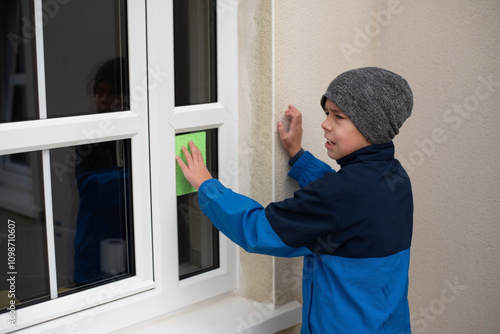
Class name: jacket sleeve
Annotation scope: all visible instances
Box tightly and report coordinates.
[198,179,312,258]
[288,150,335,188]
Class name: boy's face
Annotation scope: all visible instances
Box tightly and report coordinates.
[321,99,371,160]
[94,81,123,113]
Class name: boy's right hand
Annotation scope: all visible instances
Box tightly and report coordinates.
[277,105,303,158]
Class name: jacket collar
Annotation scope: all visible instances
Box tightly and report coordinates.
[336,141,395,168]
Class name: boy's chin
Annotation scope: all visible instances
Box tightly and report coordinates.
[327,151,343,160]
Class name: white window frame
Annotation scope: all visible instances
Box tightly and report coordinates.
[0,0,238,333]
[0,0,42,220]
[146,0,238,310]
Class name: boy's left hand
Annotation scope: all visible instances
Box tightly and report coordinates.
[176,141,212,190]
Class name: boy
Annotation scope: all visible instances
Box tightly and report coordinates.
[176,67,414,333]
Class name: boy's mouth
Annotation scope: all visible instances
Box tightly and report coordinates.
[325,138,336,148]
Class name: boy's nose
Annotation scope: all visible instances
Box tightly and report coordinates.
[103,92,115,101]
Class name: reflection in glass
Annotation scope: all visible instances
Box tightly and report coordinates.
[0,152,50,312]
[50,140,134,292]
[92,57,129,113]
[0,0,39,123]
[178,130,219,279]
[42,0,129,117]
[174,0,217,106]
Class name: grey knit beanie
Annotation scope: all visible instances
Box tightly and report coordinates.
[320,67,413,144]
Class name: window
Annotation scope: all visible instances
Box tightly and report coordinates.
[177,129,220,280]
[173,0,217,106]
[173,0,221,280]
[0,0,237,332]
[0,0,151,328]
[50,140,135,291]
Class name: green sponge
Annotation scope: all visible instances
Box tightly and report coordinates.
[175,131,207,196]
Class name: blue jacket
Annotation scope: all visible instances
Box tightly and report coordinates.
[198,142,413,333]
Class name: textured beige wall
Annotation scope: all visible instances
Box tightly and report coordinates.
[376,1,500,333]
[238,0,274,304]
[274,1,379,167]
[240,0,500,333]
[275,1,500,333]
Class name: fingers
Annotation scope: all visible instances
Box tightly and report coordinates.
[181,142,200,159]
[281,105,301,125]
[175,155,188,172]
[277,121,286,139]
[175,141,212,189]
[180,145,193,166]
[188,141,203,163]
[284,104,301,117]
[287,106,302,124]
[277,104,303,158]
[177,141,204,169]
[281,105,302,133]
[283,106,302,133]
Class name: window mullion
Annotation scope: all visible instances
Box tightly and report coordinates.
[34,0,47,120]
[35,0,57,300]
[42,149,58,299]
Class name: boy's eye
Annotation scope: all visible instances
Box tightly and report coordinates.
[336,115,344,119]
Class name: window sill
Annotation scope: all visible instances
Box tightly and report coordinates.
[111,296,302,334]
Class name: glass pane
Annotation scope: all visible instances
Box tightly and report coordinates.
[178,130,219,279]
[0,152,50,313]
[50,140,134,292]
[0,0,39,123]
[174,0,217,106]
[43,0,129,118]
